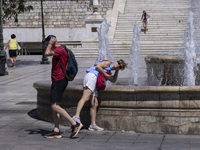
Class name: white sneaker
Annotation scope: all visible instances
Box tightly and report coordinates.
[72,116,81,124]
[88,124,104,131]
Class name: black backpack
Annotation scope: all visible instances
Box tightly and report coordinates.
[58,45,78,81]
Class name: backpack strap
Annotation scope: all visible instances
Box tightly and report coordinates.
[58,46,70,77]
[58,60,65,74]
[61,46,70,75]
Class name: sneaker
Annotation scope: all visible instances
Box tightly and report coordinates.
[70,116,81,132]
[88,124,104,131]
[44,131,62,138]
[72,116,81,124]
[70,122,83,138]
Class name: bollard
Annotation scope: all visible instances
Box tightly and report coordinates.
[0,51,6,75]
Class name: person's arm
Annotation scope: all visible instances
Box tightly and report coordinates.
[45,37,56,56]
[4,40,10,51]
[45,44,54,56]
[147,14,150,19]
[109,70,119,82]
[96,61,111,80]
[141,15,143,21]
[17,42,21,51]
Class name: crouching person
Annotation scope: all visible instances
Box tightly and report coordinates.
[44,35,82,138]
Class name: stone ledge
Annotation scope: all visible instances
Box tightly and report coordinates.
[34,80,200,134]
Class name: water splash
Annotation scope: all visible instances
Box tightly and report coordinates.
[97,20,113,61]
[191,0,200,54]
[184,11,196,86]
[129,22,140,86]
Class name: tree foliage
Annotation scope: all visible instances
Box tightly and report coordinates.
[3,0,33,22]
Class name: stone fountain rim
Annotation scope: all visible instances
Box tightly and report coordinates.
[33,80,200,92]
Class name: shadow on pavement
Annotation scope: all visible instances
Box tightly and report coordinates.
[27,108,40,120]
[26,129,52,136]
[7,59,41,68]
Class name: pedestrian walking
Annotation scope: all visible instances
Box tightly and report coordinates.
[73,59,127,131]
[4,34,20,67]
[44,35,82,139]
[141,11,150,34]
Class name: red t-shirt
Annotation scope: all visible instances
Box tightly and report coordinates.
[51,46,68,81]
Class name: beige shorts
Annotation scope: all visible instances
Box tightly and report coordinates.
[83,73,98,97]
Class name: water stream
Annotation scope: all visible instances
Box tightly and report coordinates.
[129,22,140,86]
[97,19,113,61]
[184,11,196,86]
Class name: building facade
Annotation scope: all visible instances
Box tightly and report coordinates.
[3,0,114,43]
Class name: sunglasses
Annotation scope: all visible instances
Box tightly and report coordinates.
[117,61,123,69]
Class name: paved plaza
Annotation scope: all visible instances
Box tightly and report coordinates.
[0,55,200,150]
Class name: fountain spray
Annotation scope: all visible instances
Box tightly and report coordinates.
[129,22,140,86]
[97,19,113,61]
[184,11,196,86]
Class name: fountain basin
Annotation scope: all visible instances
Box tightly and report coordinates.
[145,55,200,86]
[34,80,200,134]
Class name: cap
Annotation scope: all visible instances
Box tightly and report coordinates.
[44,35,56,42]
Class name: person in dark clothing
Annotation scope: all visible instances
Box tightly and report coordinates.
[44,35,82,139]
[141,11,150,33]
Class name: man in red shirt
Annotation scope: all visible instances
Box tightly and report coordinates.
[44,35,82,138]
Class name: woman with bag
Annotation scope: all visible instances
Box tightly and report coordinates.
[73,59,127,131]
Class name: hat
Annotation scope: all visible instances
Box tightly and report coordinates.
[44,35,56,42]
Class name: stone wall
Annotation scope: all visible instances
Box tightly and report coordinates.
[34,80,200,135]
[4,0,114,28]
[3,0,114,43]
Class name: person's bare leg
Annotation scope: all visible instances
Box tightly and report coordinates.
[13,57,16,66]
[88,96,104,131]
[10,57,14,66]
[51,103,76,126]
[90,96,98,125]
[75,88,92,117]
[52,110,60,132]
[143,22,145,30]
[145,23,147,32]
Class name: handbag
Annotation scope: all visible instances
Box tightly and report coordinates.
[96,71,110,90]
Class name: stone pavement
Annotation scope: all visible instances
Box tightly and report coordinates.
[0,55,200,150]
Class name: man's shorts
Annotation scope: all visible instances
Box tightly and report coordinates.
[50,77,68,103]
[83,73,98,97]
[9,50,17,57]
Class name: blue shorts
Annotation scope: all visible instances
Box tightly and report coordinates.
[143,20,147,23]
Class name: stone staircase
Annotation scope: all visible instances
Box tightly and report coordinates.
[115,0,190,56]
[71,0,191,58]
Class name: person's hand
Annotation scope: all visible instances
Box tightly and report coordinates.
[105,74,111,81]
[49,37,56,45]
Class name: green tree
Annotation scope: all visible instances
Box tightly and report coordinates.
[3,0,33,22]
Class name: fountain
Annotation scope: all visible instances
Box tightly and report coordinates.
[34,1,200,134]
[97,19,113,61]
[129,22,140,86]
[145,3,200,86]
[184,11,196,86]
